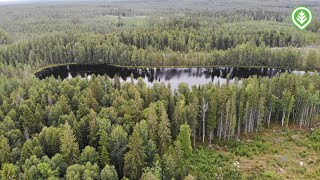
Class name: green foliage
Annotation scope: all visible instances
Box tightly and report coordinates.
[60,122,80,165]
[21,137,44,163]
[124,129,146,179]
[1,22,319,70]
[226,136,270,157]
[162,146,179,180]
[188,148,241,180]
[101,164,118,180]
[50,153,67,178]
[1,2,320,179]
[79,146,99,165]
[38,127,62,158]
[176,124,192,159]
[65,162,99,180]
[0,28,11,45]
[109,125,128,177]
[247,168,282,180]
[0,136,11,164]
[37,162,57,179]
[309,128,320,152]
[141,161,162,180]
[1,163,19,180]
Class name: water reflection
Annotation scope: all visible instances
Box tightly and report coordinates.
[35,64,303,90]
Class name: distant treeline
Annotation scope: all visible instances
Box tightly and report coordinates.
[0,24,319,70]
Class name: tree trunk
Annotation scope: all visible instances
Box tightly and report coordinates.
[244,106,248,134]
[219,113,223,139]
[249,107,253,132]
[256,108,261,133]
[281,112,285,127]
[237,117,241,138]
[268,109,272,127]
[193,128,196,147]
[201,98,208,143]
[299,106,305,129]
[202,115,205,143]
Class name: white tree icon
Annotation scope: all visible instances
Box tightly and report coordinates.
[297,11,307,24]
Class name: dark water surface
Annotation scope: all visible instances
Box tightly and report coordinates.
[35,64,304,89]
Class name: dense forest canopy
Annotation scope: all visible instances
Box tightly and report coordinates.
[0,0,320,179]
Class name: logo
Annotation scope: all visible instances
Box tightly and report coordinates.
[292,6,312,30]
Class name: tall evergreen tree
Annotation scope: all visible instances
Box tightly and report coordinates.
[124,130,146,179]
[157,102,172,155]
[176,124,192,159]
[60,122,80,165]
[109,125,128,177]
[1,163,19,180]
[0,136,11,165]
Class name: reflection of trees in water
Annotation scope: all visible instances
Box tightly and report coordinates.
[36,64,299,89]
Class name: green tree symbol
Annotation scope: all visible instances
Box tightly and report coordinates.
[292,7,312,30]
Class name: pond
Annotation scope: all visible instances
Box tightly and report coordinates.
[35,64,304,90]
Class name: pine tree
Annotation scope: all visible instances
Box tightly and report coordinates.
[1,163,19,180]
[98,130,110,168]
[162,146,179,180]
[109,125,128,177]
[20,137,44,162]
[60,122,80,165]
[176,124,192,158]
[131,91,143,123]
[88,109,98,147]
[147,103,158,141]
[38,126,61,158]
[157,102,172,155]
[101,164,118,180]
[0,136,11,165]
[89,79,104,104]
[85,89,99,112]
[172,96,186,138]
[18,104,37,137]
[124,130,146,179]
[124,131,147,179]
[100,147,110,168]
[79,146,99,165]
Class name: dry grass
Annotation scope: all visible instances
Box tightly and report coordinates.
[225,126,320,179]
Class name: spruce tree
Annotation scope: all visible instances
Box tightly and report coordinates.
[60,122,80,165]
[176,124,192,158]
[124,130,146,179]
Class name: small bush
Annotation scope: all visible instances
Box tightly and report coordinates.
[226,136,269,157]
[309,128,320,152]
[299,151,309,158]
[247,168,282,180]
[188,148,242,180]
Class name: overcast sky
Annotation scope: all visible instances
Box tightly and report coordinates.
[0,0,32,2]
[0,0,16,1]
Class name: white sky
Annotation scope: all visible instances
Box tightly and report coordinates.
[0,0,23,1]
[0,0,29,2]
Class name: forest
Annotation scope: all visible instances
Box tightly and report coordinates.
[0,0,320,179]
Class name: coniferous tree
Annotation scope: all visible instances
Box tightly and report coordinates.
[0,136,11,165]
[109,125,128,177]
[98,130,110,168]
[157,102,172,155]
[124,129,146,179]
[1,163,19,180]
[101,164,118,180]
[60,122,80,165]
[176,124,192,159]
